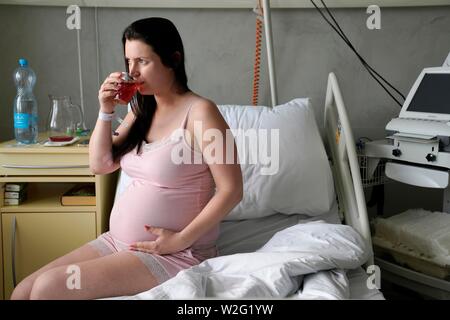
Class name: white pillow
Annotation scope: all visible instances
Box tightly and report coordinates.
[218,98,335,220]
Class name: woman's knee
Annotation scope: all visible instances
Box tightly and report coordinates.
[29,267,69,300]
[10,276,34,300]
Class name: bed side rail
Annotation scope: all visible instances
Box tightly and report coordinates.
[324,72,374,266]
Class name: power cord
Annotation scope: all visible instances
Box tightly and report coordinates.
[252,2,264,106]
[310,0,405,107]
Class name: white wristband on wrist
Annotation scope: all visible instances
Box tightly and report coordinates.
[98,110,115,122]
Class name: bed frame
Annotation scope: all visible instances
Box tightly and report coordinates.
[324,72,374,267]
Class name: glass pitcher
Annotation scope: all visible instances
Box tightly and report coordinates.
[47,95,83,142]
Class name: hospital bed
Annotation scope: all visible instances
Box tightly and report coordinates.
[108,72,384,300]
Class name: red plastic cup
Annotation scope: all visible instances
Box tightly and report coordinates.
[116,72,138,104]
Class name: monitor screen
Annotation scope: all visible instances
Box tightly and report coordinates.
[406,73,450,114]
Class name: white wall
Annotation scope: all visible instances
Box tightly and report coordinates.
[1,5,449,143]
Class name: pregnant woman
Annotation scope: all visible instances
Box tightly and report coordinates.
[11,17,242,300]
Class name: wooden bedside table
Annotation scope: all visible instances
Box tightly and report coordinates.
[0,135,118,299]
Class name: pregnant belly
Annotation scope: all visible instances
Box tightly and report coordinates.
[109,181,208,244]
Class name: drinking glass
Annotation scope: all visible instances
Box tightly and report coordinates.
[115,72,138,104]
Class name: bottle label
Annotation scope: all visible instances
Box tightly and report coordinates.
[14,113,37,129]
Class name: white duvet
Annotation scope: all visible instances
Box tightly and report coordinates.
[113,221,370,300]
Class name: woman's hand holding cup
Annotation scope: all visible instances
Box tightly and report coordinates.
[98,72,137,113]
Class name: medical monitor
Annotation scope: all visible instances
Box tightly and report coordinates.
[399,67,450,121]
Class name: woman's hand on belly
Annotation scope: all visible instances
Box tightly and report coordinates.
[129,225,191,255]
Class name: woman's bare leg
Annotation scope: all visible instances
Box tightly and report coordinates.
[10,243,102,300]
[29,251,159,300]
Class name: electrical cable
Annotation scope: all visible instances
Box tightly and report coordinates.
[252,1,264,106]
[310,0,405,107]
[319,0,405,101]
[311,0,403,104]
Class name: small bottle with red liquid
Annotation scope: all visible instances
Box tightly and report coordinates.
[115,72,138,104]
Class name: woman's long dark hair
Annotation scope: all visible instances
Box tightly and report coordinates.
[112,17,190,161]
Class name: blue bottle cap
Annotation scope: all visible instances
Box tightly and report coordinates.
[19,58,28,67]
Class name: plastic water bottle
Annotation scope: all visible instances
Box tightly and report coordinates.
[13,58,38,144]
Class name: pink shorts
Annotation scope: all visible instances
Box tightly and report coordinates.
[87,232,218,285]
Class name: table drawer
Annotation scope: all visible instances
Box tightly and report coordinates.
[0,152,92,176]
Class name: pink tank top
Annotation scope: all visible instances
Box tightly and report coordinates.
[109,105,218,247]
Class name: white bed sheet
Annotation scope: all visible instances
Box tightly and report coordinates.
[105,201,383,300]
[216,204,384,300]
[217,201,341,256]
